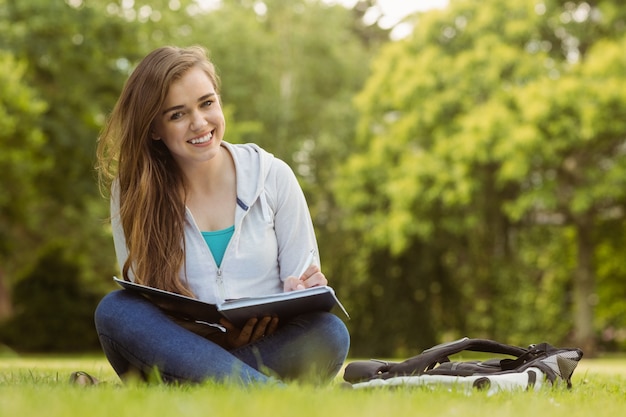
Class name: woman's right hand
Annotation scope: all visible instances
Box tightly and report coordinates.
[219,315,279,349]
[283,264,327,292]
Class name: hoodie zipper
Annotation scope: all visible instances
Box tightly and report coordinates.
[187,206,229,301]
[216,194,252,301]
[216,267,226,300]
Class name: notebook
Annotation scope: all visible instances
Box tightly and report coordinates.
[113,277,349,328]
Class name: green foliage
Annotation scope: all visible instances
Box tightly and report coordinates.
[3,0,626,357]
[0,0,373,352]
[334,0,626,354]
[0,0,145,289]
[594,218,626,349]
[0,50,48,257]
[0,244,101,352]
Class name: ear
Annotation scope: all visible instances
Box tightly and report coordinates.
[150,130,161,141]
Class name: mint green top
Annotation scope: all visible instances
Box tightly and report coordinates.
[201,225,235,268]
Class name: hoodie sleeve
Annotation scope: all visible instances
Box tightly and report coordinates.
[266,157,321,282]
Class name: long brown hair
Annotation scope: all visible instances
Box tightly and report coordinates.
[96,46,220,296]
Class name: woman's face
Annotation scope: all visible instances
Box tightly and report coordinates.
[151,66,226,169]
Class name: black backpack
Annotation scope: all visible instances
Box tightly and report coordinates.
[343,337,583,392]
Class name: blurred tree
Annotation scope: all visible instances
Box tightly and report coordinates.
[335,0,626,355]
[505,35,626,354]
[4,0,626,357]
[0,50,48,320]
[350,0,392,47]
[0,0,147,291]
[0,244,101,352]
[0,0,376,351]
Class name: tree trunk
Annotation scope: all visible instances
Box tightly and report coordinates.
[0,269,11,320]
[573,215,596,356]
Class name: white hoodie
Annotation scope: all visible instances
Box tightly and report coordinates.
[111,142,320,304]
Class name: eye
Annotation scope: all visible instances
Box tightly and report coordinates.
[169,111,184,120]
[201,99,214,108]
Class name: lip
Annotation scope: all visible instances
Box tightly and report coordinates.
[187,129,214,145]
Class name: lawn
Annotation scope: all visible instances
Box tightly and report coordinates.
[1,353,625,417]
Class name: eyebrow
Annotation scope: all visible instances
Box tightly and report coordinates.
[161,93,217,115]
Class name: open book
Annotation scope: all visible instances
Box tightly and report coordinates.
[113,277,349,329]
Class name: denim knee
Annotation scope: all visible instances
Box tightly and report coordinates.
[94,290,127,334]
[318,312,350,359]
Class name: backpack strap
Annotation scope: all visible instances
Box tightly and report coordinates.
[384,338,528,379]
[343,337,528,383]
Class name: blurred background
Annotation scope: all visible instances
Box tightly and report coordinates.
[1,0,625,358]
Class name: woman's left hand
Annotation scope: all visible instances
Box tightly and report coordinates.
[283,264,328,292]
[219,316,279,349]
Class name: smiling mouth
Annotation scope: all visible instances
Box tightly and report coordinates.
[188,131,213,145]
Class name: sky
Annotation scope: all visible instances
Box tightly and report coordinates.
[196,0,450,39]
[340,0,448,24]
[329,0,450,39]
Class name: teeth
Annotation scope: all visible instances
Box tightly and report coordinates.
[189,132,212,144]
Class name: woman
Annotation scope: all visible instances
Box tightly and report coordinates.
[94,46,349,384]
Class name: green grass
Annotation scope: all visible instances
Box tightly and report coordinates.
[1,354,625,417]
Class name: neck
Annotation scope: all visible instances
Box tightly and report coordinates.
[180,145,235,197]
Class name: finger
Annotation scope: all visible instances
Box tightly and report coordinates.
[237,317,258,343]
[284,276,305,292]
[301,271,328,288]
[266,317,279,335]
[251,316,272,340]
[299,264,320,280]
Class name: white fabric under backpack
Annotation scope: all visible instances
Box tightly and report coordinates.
[343,337,583,394]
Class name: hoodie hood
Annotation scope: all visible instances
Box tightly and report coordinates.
[222,141,275,216]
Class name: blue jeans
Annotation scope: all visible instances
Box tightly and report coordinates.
[94,290,350,385]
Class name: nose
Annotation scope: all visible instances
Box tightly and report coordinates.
[190,110,208,131]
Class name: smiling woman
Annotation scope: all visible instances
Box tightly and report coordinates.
[94,45,350,386]
[150,67,226,172]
